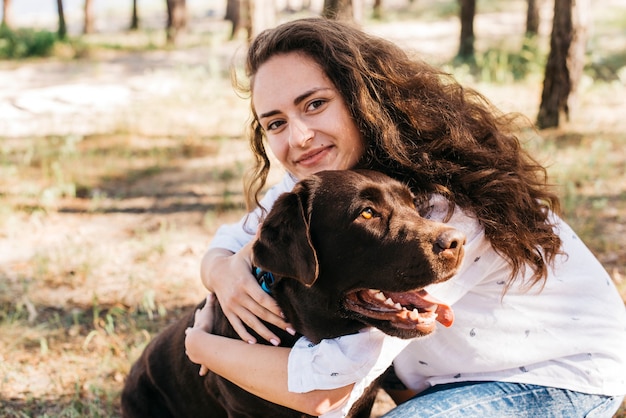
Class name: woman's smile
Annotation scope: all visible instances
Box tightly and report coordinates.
[294,145,334,167]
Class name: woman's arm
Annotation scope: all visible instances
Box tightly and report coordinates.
[185,297,353,416]
[200,243,294,345]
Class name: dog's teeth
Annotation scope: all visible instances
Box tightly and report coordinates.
[409,309,420,320]
[421,312,438,324]
[374,291,386,302]
[394,302,402,310]
[385,298,395,306]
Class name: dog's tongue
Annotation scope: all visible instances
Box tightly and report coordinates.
[387,289,454,327]
[417,289,454,327]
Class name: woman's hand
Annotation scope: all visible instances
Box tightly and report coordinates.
[185,293,216,376]
[200,241,295,345]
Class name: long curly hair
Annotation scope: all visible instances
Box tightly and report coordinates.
[234,17,562,289]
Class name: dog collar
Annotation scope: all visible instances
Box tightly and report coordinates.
[253,267,275,295]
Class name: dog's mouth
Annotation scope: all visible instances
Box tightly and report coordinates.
[343,289,454,335]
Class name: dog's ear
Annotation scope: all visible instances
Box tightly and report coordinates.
[252,182,319,286]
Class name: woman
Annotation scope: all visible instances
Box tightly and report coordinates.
[185,17,626,417]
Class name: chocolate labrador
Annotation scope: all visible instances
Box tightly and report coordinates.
[121,169,465,418]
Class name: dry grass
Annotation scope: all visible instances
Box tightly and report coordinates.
[1,1,625,416]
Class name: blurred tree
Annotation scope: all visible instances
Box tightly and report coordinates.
[166,0,187,45]
[457,0,475,60]
[537,0,588,129]
[1,0,12,28]
[84,0,94,34]
[225,0,275,42]
[373,0,382,20]
[57,0,67,39]
[130,0,139,30]
[323,0,360,21]
[526,0,540,36]
[226,0,250,40]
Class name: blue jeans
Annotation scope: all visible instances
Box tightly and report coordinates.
[381,381,624,418]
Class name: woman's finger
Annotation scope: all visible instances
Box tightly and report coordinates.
[247,287,290,327]
[224,311,260,345]
[192,293,216,332]
[238,289,297,342]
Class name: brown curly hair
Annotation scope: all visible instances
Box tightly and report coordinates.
[234,17,562,289]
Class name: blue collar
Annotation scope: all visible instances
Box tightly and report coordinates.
[253,267,275,294]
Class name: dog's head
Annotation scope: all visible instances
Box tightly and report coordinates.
[252,169,465,343]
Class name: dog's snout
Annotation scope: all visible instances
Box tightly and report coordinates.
[434,229,466,256]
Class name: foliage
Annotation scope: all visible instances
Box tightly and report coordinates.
[0,26,57,59]
[478,37,545,82]
[451,35,546,83]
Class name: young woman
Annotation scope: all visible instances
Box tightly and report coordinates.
[185,18,626,417]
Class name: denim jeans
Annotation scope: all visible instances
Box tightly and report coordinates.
[381,381,624,418]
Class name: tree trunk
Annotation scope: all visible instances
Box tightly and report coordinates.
[322,0,353,21]
[225,0,249,40]
[57,0,67,39]
[130,0,139,30]
[2,0,12,28]
[84,0,94,34]
[373,0,383,20]
[537,0,588,129]
[457,0,476,60]
[526,0,540,36]
[166,0,187,45]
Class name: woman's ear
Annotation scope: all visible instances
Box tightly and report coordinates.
[252,182,319,286]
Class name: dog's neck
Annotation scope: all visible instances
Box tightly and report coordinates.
[253,267,276,294]
[251,267,366,344]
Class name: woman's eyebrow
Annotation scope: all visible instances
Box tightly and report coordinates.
[258,109,280,120]
[293,87,329,106]
[258,87,333,120]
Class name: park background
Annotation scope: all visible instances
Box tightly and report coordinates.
[0,0,625,416]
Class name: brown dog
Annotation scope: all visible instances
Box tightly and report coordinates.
[121,169,465,418]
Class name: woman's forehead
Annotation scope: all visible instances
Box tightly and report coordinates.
[251,53,333,111]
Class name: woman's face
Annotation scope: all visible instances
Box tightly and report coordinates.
[252,52,365,180]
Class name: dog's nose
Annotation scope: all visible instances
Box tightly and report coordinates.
[434,229,466,256]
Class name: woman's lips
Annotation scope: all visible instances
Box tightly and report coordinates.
[295,146,332,167]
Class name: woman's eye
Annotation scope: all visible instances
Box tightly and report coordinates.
[307,99,325,111]
[360,208,375,219]
[267,120,285,131]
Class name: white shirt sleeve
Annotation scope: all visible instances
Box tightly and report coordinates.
[288,328,412,418]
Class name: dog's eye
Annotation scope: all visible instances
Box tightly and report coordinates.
[360,208,375,219]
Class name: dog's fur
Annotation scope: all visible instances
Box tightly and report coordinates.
[121,169,465,418]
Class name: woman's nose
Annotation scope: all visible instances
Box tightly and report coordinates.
[288,119,313,148]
